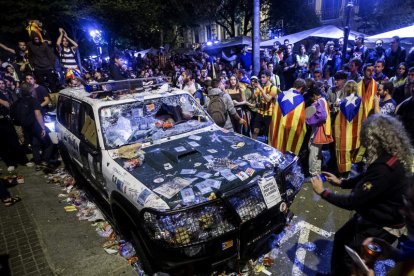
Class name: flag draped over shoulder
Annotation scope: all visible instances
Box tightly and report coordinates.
[269,89,306,155]
[334,93,364,173]
[322,98,331,136]
[358,79,377,120]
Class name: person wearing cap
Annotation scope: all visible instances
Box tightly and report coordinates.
[251,70,277,141]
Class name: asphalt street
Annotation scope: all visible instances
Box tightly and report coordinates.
[0,162,351,276]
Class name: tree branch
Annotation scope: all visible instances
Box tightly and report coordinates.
[215,20,234,37]
[245,17,270,34]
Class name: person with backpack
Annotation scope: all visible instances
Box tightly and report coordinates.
[207,79,245,131]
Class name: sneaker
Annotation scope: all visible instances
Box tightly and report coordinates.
[26,162,35,167]
[7,166,15,172]
[35,165,41,171]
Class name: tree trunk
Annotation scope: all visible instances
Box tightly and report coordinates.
[252,0,260,76]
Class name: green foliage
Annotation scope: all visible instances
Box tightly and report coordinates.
[268,0,320,35]
[355,0,414,34]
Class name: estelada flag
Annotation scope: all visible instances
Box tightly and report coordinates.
[334,93,363,172]
[358,79,377,120]
[269,89,306,155]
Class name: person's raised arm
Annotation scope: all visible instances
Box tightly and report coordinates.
[56,28,64,52]
[64,33,78,50]
[0,43,15,54]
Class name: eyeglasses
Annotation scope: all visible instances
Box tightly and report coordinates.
[399,67,406,70]
[376,43,382,46]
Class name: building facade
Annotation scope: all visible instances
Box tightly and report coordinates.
[309,0,360,24]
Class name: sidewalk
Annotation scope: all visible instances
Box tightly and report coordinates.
[0,164,136,276]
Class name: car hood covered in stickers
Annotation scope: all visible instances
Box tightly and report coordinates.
[112,129,289,210]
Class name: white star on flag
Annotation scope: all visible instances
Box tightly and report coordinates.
[281,90,299,104]
[345,93,358,107]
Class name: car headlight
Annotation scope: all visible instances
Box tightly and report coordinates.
[142,201,237,248]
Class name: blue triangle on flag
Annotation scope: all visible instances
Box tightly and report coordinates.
[277,90,304,116]
[340,96,361,122]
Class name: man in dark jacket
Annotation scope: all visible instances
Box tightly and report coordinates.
[385,36,406,78]
[396,68,414,145]
[109,55,127,80]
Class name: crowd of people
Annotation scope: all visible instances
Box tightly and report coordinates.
[1,22,414,273]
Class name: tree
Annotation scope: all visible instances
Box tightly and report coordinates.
[169,0,270,38]
[355,0,414,34]
[268,0,320,35]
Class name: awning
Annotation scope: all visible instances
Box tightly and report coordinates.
[367,25,414,41]
[261,25,365,47]
[203,36,252,51]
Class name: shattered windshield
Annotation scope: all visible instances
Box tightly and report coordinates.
[100,94,213,149]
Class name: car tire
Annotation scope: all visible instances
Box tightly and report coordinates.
[111,202,156,274]
[129,227,155,275]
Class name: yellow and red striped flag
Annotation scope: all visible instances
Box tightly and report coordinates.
[358,79,377,120]
[269,89,306,155]
[334,93,364,173]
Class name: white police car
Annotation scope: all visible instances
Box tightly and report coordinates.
[56,78,304,274]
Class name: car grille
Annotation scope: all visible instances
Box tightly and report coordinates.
[142,200,238,248]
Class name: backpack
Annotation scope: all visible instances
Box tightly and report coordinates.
[207,95,227,127]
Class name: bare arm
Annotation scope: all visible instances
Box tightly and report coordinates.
[65,34,78,49]
[0,43,15,54]
[41,96,50,108]
[373,95,380,114]
[233,89,247,106]
[0,98,10,108]
[34,109,46,137]
[56,29,64,52]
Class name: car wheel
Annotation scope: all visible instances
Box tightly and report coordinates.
[112,203,156,274]
[128,225,155,275]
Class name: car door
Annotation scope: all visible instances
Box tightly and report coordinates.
[57,96,83,169]
[77,103,107,198]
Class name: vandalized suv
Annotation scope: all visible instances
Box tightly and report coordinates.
[56,79,304,274]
